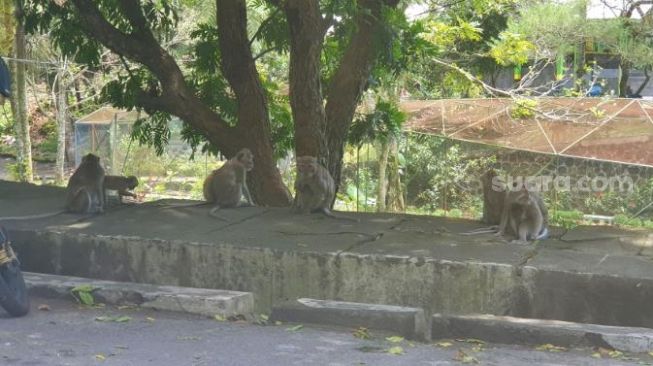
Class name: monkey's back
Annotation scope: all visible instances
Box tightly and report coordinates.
[65,159,105,212]
[315,165,335,208]
[203,162,243,207]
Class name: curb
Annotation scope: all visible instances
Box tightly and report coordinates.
[432,313,653,353]
[271,298,430,341]
[24,272,254,318]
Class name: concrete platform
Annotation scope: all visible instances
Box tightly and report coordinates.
[2,180,653,328]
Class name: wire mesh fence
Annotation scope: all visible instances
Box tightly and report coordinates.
[340,98,653,228]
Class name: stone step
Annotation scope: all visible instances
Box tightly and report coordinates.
[24,272,254,318]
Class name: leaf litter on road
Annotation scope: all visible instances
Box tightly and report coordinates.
[453,348,479,364]
[535,344,567,352]
[286,324,303,332]
[352,327,371,340]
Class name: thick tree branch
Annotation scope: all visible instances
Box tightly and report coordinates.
[285,0,329,161]
[324,0,400,189]
[117,0,150,32]
[69,0,232,139]
[217,0,292,205]
[253,46,281,61]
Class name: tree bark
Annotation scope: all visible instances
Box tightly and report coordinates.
[54,59,67,185]
[376,140,389,212]
[619,61,630,97]
[386,136,404,212]
[69,0,290,205]
[11,0,32,182]
[216,0,291,206]
[325,0,400,195]
[285,0,328,163]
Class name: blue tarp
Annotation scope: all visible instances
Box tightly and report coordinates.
[0,58,11,98]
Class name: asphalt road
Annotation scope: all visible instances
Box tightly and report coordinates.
[0,297,649,366]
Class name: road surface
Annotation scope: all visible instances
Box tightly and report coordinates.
[0,297,649,366]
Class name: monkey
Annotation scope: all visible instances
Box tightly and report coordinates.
[292,156,357,222]
[497,185,548,244]
[1,153,106,220]
[65,153,105,214]
[461,171,548,242]
[104,175,139,205]
[203,148,255,219]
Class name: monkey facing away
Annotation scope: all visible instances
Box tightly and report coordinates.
[104,175,139,205]
[0,154,105,220]
[462,170,548,243]
[292,156,356,221]
[497,185,548,244]
[65,153,105,214]
[203,148,255,218]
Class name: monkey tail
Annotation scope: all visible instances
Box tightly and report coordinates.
[208,205,228,221]
[460,225,500,236]
[535,227,549,240]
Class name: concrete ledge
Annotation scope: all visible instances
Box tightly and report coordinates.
[24,272,254,318]
[271,298,430,341]
[432,313,653,353]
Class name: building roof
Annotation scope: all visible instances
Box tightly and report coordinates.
[75,106,145,125]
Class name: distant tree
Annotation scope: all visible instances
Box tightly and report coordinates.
[11,0,32,182]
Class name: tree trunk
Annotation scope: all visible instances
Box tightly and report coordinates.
[325,0,400,197]
[11,0,32,182]
[286,0,328,163]
[386,136,404,212]
[54,60,67,185]
[216,0,291,206]
[619,61,630,97]
[376,140,389,212]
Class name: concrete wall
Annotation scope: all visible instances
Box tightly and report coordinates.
[11,229,653,328]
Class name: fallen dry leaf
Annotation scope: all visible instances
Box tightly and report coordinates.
[453,349,479,364]
[386,346,404,355]
[385,336,404,343]
[38,304,50,311]
[352,327,371,340]
[535,343,567,352]
[435,341,453,348]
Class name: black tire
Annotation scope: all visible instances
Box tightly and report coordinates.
[0,259,29,317]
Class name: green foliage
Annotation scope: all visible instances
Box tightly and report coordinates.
[349,99,405,147]
[404,135,494,214]
[509,98,537,119]
[420,20,482,48]
[503,0,586,55]
[71,285,96,306]
[550,210,583,230]
[441,71,483,98]
[489,32,535,66]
